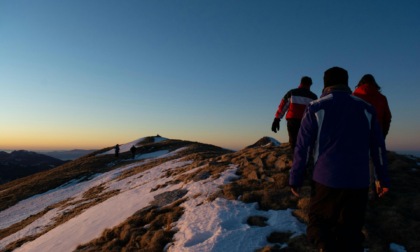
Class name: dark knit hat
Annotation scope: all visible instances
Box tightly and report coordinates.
[300,76,312,86]
[324,67,348,88]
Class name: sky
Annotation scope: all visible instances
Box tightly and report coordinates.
[1,0,419,152]
[0,142,407,251]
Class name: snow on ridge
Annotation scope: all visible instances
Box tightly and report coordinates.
[2,142,312,252]
[154,136,168,143]
[0,176,89,230]
[11,158,191,252]
[0,147,178,230]
[268,137,281,146]
[168,165,305,252]
[0,146,181,250]
[99,136,169,156]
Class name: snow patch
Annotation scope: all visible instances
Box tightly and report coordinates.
[390,243,407,252]
[98,136,168,155]
[268,137,281,146]
[1,144,307,252]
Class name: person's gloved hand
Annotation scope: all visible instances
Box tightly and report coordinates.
[375,180,390,198]
[290,186,301,197]
[271,118,280,133]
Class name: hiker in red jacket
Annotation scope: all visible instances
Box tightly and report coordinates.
[353,74,392,139]
[353,74,392,201]
[271,76,318,150]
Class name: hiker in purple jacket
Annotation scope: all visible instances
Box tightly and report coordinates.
[289,67,390,252]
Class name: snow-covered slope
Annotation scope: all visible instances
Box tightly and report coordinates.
[0,136,414,251]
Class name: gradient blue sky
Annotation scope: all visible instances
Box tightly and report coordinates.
[1,0,419,152]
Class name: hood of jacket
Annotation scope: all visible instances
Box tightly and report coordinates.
[321,84,352,97]
[298,83,311,90]
[353,83,380,96]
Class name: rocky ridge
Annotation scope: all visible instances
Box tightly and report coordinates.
[0,136,419,251]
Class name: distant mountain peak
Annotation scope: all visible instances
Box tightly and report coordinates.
[245,136,281,149]
[101,135,169,156]
[0,151,66,185]
[40,149,97,161]
[134,135,168,146]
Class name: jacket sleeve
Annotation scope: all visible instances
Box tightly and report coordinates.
[382,97,392,137]
[289,107,318,187]
[370,111,391,187]
[275,91,291,119]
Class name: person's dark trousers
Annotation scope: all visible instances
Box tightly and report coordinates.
[287,118,301,150]
[307,181,369,252]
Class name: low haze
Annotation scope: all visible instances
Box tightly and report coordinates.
[1,1,419,153]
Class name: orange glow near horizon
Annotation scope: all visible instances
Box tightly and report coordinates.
[1,137,103,151]
[1,128,419,153]
[1,131,135,151]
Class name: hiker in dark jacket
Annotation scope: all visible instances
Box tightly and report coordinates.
[130,145,136,159]
[115,144,120,158]
[353,74,392,139]
[271,76,317,150]
[289,67,390,252]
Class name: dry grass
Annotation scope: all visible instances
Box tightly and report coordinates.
[0,139,232,251]
[0,200,68,240]
[75,199,186,252]
[116,140,232,181]
[0,147,117,212]
[1,185,120,251]
[71,143,234,251]
[2,138,419,251]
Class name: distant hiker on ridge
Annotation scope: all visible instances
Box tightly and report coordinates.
[115,144,120,158]
[289,67,390,251]
[353,74,392,139]
[130,145,136,159]
[271,76,317,150]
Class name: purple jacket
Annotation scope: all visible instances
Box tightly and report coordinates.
[289,86,390,189]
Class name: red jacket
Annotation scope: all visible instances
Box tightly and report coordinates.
[275,85,318,120]
[353,84,392,137]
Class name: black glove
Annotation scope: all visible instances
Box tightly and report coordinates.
[271,118,280,133]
